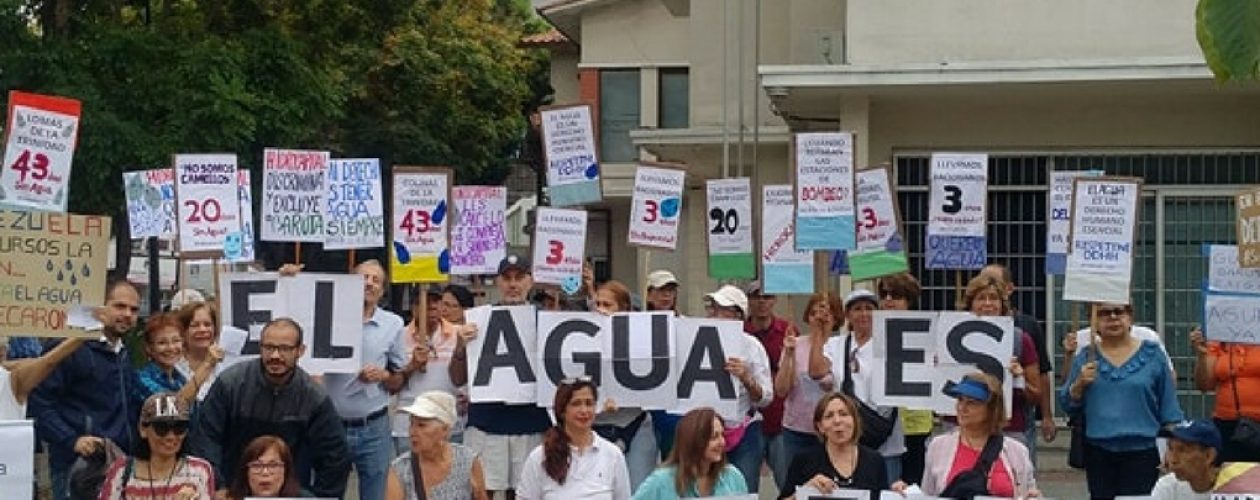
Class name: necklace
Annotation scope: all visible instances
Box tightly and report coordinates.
[145,458,181,500]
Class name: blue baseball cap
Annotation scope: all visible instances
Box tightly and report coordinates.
[943,378,991,402]
[1161,420,1223,455]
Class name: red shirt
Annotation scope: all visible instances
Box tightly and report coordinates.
[946,439,1014,497]
[746,316,791,436]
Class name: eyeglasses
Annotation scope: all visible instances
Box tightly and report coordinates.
[1096,307,1129,318]
[560,375,593,385]
[147,421,189,437]
[260,343,300,355]
[248,461,285,474]
[879,290,905,300]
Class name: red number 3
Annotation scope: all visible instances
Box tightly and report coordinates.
[546,240,564,265]
[642,200,659,223]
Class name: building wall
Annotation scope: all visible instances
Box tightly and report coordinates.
[550,51,581,103]
[580,0,690,65]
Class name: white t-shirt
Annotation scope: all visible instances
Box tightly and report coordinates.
[823,333,907,457]
[0,368,26,420]
[729,333,774,426]
[517,434,631,500]
[1149,472,1210,500]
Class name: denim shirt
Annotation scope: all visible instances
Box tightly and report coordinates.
[324,307,408,419]
[1060,340,1184,452]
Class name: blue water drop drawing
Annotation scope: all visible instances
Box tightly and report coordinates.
[70,275,77,286]
[584,163,600,179]
[561,275,581,295]
[660,198,680,218]
[46,260,53,272]
[56,271,64,282]
[438,249,451,273]
[432,201,447,225]
[81,264,90,277]
[64,259,72,271]
[886,234,903,252]
[393,241,412,264]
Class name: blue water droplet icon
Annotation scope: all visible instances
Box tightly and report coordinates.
[70,275,77,286]
[46,260,53,272]
[561,275,581,295]
[393,241,412,264]
[56,270,64,282]
[64,260,72,271]
[584,163,600,179]
[438,249,451,273]
[660,198,680,218]
[886,234,903,252]
[81,264,90,277]
[432,201,447,225]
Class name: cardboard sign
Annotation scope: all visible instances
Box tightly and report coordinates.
[793,132,856,250]
[0,421,35,500]
[0,211,110,338]
[0,91,81,211]
[323,159,384,250]
[531,207,587,288]
[1063,177,1142,304]
[540,104,602,206]
[705,178,755,279]
[173,155,240,257]
[234,170,255,263]
[260,148,328,243]
[1239,187,1260,268]
[925,153,988,270]
[390,167,451,283]
[219,272,364,374]
[850,167,908,280]
[1205,295,1260,344]
[123,168,175,240]
[450,186,507,275]
[1047,170,1104,274]
[762,185,813,294]
[628,164,685,249]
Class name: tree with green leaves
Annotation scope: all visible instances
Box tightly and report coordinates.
[1196,0,1260,81]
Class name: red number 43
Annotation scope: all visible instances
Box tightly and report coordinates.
[9,150,50,183]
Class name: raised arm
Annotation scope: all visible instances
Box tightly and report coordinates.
[9,337,84,404]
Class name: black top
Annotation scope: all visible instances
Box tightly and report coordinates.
[780,444,888,498]
[1014,312,1051,373]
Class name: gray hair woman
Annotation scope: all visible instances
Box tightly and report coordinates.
[386,391,489,500]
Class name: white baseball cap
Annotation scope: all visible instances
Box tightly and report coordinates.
[646,270,680,290]
[705,285,748,316]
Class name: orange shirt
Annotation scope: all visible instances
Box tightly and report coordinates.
[1209,342,1260,420]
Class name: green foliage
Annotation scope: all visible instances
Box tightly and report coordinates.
[1196,0,1260,82]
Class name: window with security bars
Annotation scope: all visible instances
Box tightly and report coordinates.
[894,152,1260,419]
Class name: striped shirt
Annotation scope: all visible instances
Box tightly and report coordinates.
[98,456,215,499]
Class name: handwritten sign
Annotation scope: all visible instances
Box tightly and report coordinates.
[849,167,908,281]
[762,185,813,295]
[123,169,175,240]
[391,168,451,283]
[705,178,754,279]
[0,211,110,338]
[540,104,602,206]
[1047,170,1104,274]
[323,158,384,250]
[794,132,856,250]
[234,170,255,262]
[1063,177,1142,304]
[0,91,81,212]
[0,421,34,500]
[531,207,587,288]
[174,154,240,257]
[1240,187,1260,268]
[1205,295,1260,344]
[925,153,988,270]
[261,148,328,243]
[628,164,685,250]
[451,186,507,275]
[1208,245,1260,294]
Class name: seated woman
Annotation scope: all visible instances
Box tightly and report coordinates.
[518,378,631,499]
[386,391,488,500]
[634,408,748,499]
[899,373,1038,498]
[227,436,301,499]
[99,392,215,499]
[781,393,886,498]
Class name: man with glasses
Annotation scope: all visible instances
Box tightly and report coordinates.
[190,318,350,499]
[743,281,795,490]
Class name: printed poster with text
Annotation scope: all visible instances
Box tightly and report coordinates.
[391,168,451,283]
[451,186,507,276]
[324,158,384,250]
[1239,187,1260,269]
[925,153,989,270]
[1203,245,1260,345]
[123,168,175,240]
[540,105,602,206]
[234,169,255,262]
[793,132,855,250]
[628,165,685,250]
[1046,170,1104,274]
[762,185,814,294]
[849,167,908,281]
[1063,177,1142,304]
[705,178,755,279]
[0,91,81,212]
[531,207,588,290]
[261,148,328,243]
[173,154,240,257]
[0,211,110,337]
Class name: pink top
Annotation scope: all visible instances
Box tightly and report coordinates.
[921,430,1035,496]
[782,336,833,434]
[945,439,1014,497]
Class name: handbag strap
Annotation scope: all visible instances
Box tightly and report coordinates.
[410,453,427,500]
[841,334,855,396]
[972,435,1004,477]
[1230,346,1244,420]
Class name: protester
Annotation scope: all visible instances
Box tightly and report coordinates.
[175,302,226,403]
[980,263,1057,452]
[876,272,932,485]
[518,379,631,499]
[1191,326,1260,461]
[449,254,552,500]
[896,373,1037,498]
[99,392,214,499]
[592,280,659,491]
[1151,420,1225,500]
[774,292,840,470]
[781,392,886,498]
[811,289,905,486]
[30,279,144,500]
[743,281,794,490]
[188,317,350,498]
[644,270,680,314]
[1061,302,1183,498]
[0,335,85,419]
[634,407,748,499]
[135,313,217,406]
[393,284,472,453]
[386,391,488,500]
[226,436,301,499]
[169,289,206,311]
[960,275,1043,444]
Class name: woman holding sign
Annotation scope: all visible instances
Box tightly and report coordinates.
[592,280,660,491]
[634,408,748,499]
[517,378,631,499]
[774,292,842,463]
[1191,326,1260,462]
[961,275,1043,445]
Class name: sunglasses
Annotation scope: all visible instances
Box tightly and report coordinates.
[1096,307,1130,318]
[147,420,189,437]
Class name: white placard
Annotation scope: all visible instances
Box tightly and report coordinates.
[855,168,899,252]
[927,153,988,237]
[532,207,588,288]
[1205,295,1260,344]
[540,105,602,206]
[261,148,328,243]
[628,165,686,249]
[674,318,746,421]
[604,312,679,410]
[234,170,255,262]
[390,168,451,283]
[123,168,175,240]
[536,311,607,407]
[451,186,507,275]
[705,178,754,257]
[1048,170,1104,257]
[174,154,240,256]
[0,421,34,500]
[795,132,855,218]
[795,486,870,500]
[466,306,540,404]
[762,184,814,294]
[218,272,364,375]
[0,92,80,212]
[323,158,384,250]
[1063,177,1141,304]
[1208,245,1260,294]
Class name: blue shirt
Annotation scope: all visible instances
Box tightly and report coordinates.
[632,464,747,499]
[324,307,408,419]
[1059,340,1184,452]
[135,362,187,400]
[7,337,44,359]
